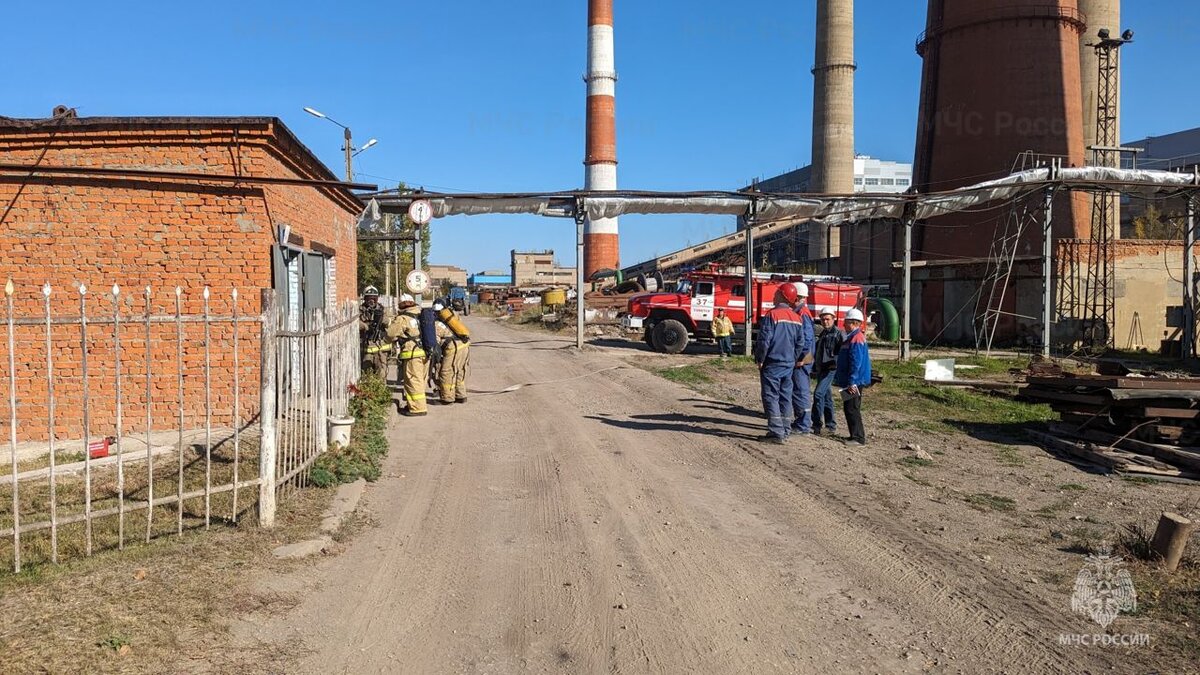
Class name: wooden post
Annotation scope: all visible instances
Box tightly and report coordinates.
[1151,512,1195,573]
[258,289,279,528]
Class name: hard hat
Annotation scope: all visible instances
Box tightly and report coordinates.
[363,286,379,296]
[777,284,800,305]
[844,308,864,322]
[819,307,836,317]
[433,302,444,311]
[793,282,809,298]
[400,293,414,303]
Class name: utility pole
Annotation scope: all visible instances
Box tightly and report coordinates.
[575,201,586,350]
[1185,189,1197,360]
[743,200,756,358]
[343,127,353,181]
[1042,183,1055,358]
[900,210,914,361]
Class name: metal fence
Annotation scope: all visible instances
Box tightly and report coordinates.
[0,283,360,572]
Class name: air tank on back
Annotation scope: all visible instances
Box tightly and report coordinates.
[912,0,1091,260]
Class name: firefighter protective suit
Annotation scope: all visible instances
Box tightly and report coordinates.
[434,318,470,404]
[387,304,429,415]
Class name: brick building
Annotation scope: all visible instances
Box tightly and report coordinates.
[428,264,468,290]
[0,113,362,441]
[511,250,576,288]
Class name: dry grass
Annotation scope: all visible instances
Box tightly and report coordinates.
[0,484,332,673]
[1,435,263,568]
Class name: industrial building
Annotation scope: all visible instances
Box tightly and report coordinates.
[468,271,513,289]
[428,264,468,290]
[511,250,576,288]
[750,157,912,195]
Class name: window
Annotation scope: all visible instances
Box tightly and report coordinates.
[853,177,864,185]
[731,285,746,297]
[694,282,714,297]
[865,177,880,186]
[897,178,910,186]
[881,178,895,185]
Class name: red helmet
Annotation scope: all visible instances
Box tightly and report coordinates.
[777,283,800,305]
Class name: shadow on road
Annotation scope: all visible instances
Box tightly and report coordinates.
[587,338,652,352]
[585,412,763,441]
[680,398,763,420]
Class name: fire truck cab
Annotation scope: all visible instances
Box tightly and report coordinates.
[622,268,863,354]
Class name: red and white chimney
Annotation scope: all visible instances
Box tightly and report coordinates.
[584,0,619,279]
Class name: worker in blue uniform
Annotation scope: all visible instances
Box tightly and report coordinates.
[788,282,816,435]
[753,283,806,444]
[834,308,873,446]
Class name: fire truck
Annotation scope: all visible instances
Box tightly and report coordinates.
[622,268,864,354]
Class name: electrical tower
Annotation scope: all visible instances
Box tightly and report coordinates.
[1081,28,1133,350]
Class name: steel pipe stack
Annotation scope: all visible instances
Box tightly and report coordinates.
[584,0,620,280]
[809,0,856,264]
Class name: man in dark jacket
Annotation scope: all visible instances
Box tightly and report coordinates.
[833,308,872,446]
[811,307,844,436]
[754,284,806,444]
[789,283,816,436]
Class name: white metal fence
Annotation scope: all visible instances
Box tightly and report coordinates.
[0,283,360,572]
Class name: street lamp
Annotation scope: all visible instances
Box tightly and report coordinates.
[353,138,378,157]
[303,106,375,181]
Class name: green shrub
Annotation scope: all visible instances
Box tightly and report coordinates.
[312,371,392,487]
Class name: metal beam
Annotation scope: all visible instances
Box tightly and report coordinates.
[744,201,756,358]
[576,206,586,350]
[1042,185,1055,358]
[901,214,914,361]
[1185,193,1197,359]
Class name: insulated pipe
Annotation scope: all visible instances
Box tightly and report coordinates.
[584,0,619,279]
[809,0,856,265]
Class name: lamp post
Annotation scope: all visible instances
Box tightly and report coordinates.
[303,107,376,181]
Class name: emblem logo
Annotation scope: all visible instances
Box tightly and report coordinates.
[1070,547,1137,629]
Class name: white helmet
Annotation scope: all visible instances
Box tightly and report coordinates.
[793,282,809,298]
[433,302,444,311]
[818,307,836,318]
[363,285,379,297]
[399,293,415,303]
[844,308,864,322]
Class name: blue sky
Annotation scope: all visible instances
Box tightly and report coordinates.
[5,1,1197,274]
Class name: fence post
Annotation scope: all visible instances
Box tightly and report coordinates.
[316,308,328,456]
[258,289,278,528]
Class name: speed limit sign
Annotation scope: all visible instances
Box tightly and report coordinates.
[408,199,433,225]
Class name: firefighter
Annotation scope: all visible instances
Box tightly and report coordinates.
[753,283,806,444]
[834,308,872,446]
[433,302,471,404]
[387,294,429,416]
[788,282,816,435]
[359,286,390,376]
[712,308,734,358]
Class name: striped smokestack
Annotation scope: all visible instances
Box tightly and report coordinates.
[809,0,856,264]
[584,0,619,279]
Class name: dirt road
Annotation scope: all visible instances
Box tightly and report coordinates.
[248,318,1126,673]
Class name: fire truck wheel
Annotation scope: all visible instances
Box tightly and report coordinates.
[653,319,689,354]
[643,326,659,351]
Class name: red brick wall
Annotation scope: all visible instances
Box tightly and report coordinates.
[0,119,359,442]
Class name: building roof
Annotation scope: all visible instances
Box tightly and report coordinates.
[1125,126,1200,172]
[0,114,361,208]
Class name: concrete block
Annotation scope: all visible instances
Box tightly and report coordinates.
[320,478,366,534]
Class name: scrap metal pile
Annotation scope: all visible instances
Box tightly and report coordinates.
[1022,368,1200,481]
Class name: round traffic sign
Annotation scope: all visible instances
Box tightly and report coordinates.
[406,269,431,294]
[408,199,433,225]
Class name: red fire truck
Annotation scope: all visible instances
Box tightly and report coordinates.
[622,268,864,354]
